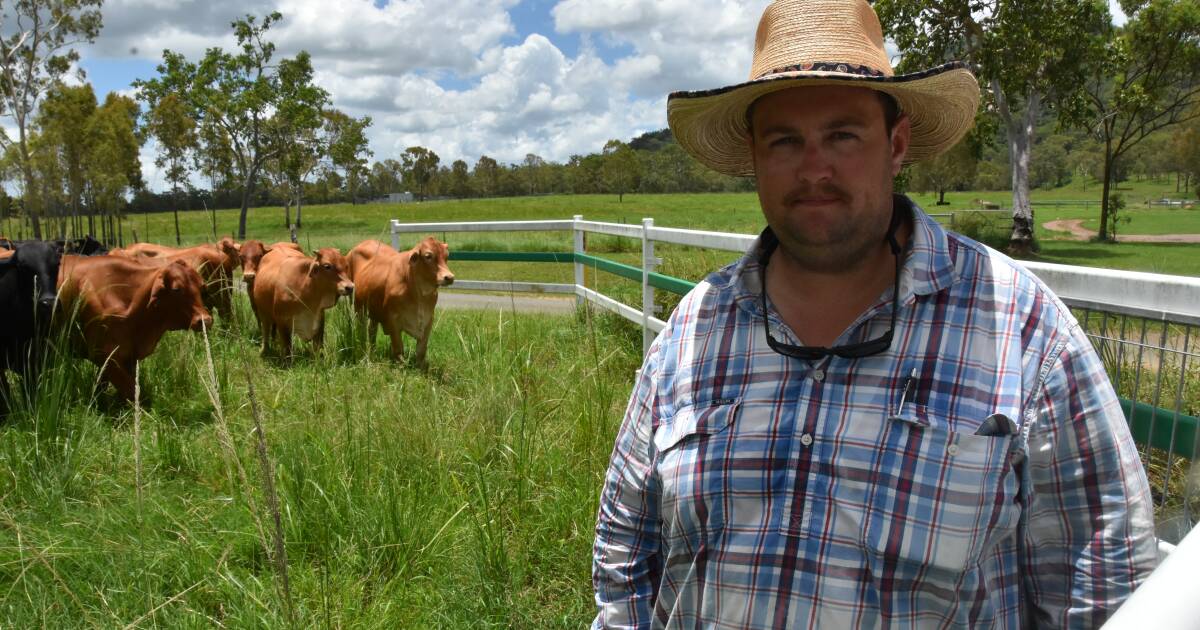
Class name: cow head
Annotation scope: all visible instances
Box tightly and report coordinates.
[148,260,213,332]
[238,240,270,285]
[60,235,107,256]
[216,237,240,273]
[311,247,354,297]
[409,237,454,289]
[0,241,63,326]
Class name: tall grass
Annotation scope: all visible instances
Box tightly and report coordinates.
[0,291,642,626]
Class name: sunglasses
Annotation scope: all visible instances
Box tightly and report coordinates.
[759,207,904,360]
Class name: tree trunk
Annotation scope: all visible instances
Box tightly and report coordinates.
[18,138,42,240]
[295,190,303,230]
[938,188,947,205]
[283,197,292,230]
[1098,139,1114,242]
[173,190,182,245]
[237,166,261,241]
[1003,88,1040,257]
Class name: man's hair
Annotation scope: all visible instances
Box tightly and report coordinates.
[746,90,902,136]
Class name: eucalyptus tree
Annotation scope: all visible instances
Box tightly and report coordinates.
[400,145,438,201]
[135,12,329,240]
[0,0,103,238]
[875,0,1110,255]
[35,82,96,235]
[144,92,196,244]
[85,93,143,246]
[322,109,372,205]
[1067,0,1200,240]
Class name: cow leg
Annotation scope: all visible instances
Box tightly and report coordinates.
[385,321,405,362]
[102,359,137,402]
[0,370,10,417]
[260,318,274,356]
[413,318,433,370]
[279,324,294,361]
[313,311,325,354]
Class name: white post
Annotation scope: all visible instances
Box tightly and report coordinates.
[573,215,584,308]
[641,217,658,356]
[390,219,400,251]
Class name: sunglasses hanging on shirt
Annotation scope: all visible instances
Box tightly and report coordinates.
[759,205,904,360]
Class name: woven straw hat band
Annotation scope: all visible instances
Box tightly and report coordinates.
[750,0,891,80]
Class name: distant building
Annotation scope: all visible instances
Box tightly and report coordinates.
[374,192,414,204]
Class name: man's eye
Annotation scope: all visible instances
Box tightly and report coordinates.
[831,131,858,141]
[769,136,799,147]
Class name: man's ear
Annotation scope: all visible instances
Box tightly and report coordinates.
[889,114,912,177]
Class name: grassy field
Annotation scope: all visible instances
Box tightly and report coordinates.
[1,296,644,627]
[1,188,1196,626]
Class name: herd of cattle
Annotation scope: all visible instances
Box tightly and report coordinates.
[0,234,455,407]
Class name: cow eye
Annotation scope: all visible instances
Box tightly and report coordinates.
[424,252,432,259]
[323,263,333,270]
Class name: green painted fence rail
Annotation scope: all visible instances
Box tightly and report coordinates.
[447,250,1196,461]
[1123,398,1199,460]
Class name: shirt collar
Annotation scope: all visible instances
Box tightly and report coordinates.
[725,194,958,318]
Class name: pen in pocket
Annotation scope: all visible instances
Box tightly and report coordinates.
[898,367,918,414]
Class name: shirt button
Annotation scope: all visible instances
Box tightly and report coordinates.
[811,369,825,382]
[800,433,814,447]
[947,443,959,456]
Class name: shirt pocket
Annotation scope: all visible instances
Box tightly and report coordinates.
[654,400,794,546]
[863,409,1020,577]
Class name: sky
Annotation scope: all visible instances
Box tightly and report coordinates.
[51,0,1128,192]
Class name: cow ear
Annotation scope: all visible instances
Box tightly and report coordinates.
[409,250,420,263]
[307,260,320,276]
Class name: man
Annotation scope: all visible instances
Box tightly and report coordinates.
[591,1,1157,628]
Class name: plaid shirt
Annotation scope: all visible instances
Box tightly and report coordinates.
[592,196,1157,629]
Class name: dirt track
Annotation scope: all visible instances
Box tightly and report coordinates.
[1042,219,1200,244]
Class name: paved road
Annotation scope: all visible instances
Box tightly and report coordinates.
[438,291,577,315]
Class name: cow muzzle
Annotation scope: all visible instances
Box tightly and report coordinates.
[191,312,214,332]
[439,274,455,287]
[338,281,355,297]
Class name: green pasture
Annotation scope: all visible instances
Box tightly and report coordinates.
[51,186,1196,283]
[1,295,643,627]
[1,187,1197,626]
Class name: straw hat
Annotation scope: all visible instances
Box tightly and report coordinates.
[667,0,980,177]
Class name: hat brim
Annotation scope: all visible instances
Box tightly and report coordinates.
[667,62,980,177]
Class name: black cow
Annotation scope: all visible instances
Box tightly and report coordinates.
[1,235,107,256]
[0,240,63,411]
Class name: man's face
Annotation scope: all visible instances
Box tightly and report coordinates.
[749,85,910,273]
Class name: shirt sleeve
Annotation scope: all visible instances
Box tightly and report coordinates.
[592,350,664,630]
[1020,326,1158,628]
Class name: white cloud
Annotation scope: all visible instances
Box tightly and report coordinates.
[66,0,780,191]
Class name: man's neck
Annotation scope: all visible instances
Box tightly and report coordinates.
[765,222,909,348]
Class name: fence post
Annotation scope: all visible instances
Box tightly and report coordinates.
[641,217,659,356]
[573,215,584,308]
[390,219,400,251]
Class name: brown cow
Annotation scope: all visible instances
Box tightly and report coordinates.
[56,255,212,401]
[116,242,177,258]
[250,247,354,357]
[114,243,235,321]
[346,237,454,367]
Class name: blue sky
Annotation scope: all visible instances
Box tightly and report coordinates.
[55,0,1129,192]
